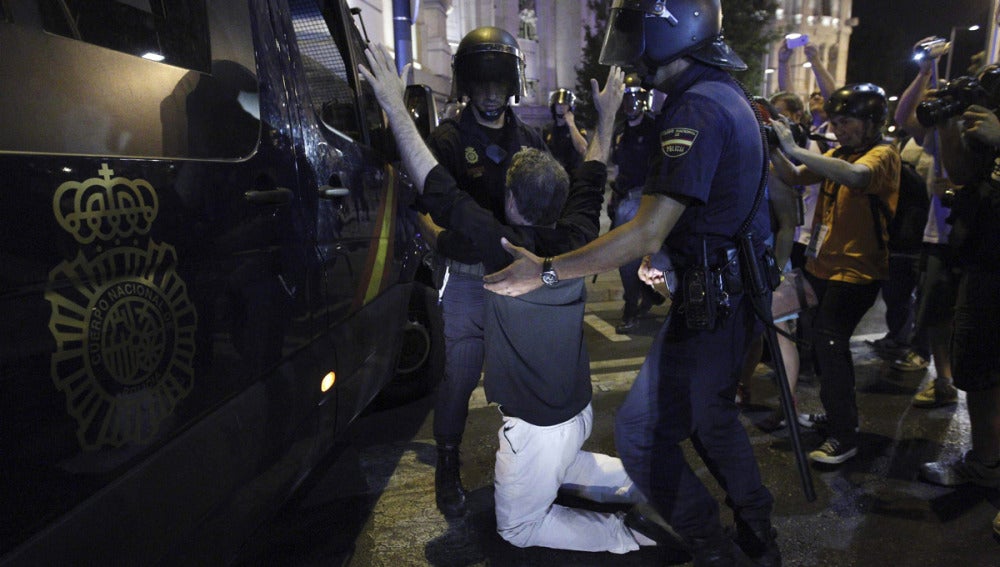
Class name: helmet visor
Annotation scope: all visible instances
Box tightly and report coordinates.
[599,6,646,67]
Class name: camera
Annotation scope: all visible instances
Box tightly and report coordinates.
[916,69,1000,127]
[912,37,949,62]
[785,33,809,49]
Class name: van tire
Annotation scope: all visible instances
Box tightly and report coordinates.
[374,283,443,408]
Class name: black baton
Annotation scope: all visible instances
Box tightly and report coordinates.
[738,233,817,502]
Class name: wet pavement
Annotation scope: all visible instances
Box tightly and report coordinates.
[236,269,1000,567]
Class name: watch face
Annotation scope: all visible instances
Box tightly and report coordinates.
[541,270,558,286]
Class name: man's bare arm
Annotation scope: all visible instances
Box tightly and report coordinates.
[358,44,435,193]
[771,119,871,189]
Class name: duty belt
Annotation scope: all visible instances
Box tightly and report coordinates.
[446,259,485,277]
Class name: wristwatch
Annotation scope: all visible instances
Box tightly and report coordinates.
[541,257,559,287]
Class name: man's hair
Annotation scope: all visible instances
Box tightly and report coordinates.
[505,148,569,226]
[769,91,804,115]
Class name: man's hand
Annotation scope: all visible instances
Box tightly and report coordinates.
[483,238,544,296]
[769,118,799,155]
[777,42,792,63]
[592,65,626,122]
[962,105,1000,148]
[803,44,819,62]
[358,43,409,114]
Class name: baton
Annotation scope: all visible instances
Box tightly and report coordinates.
[737,233,816,502]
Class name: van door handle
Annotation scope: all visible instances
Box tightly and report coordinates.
[319,185,350,200]
[244,187,293,205]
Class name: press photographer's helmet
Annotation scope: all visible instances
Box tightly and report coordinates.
[598,0,746,75]
[824,83,889,126]
[451,27,526,114]
[549,89,577,119]
[622,73,651,119]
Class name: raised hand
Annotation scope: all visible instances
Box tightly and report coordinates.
[357,43,409,112]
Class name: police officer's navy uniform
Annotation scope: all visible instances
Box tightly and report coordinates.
[613,61,775,539]
[542,121,584,175]
[611,113,664,327]
[426,106,547,451]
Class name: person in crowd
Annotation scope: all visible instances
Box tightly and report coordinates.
[609,73,666,334]
[360,42,668,555]
[484,1,780,564]
[542,88,588,174]
[422,26,549,518]
[747,95,809,430]
[769,84,900,465]
[778,41,837,154]
[914,79,1000,535]
[886,37,960,406]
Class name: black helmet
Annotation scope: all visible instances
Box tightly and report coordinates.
[598,0,746,73]
[451,27,526,104]
[622,73,650,117]
[549,89,576,119]
[824,83,888,125]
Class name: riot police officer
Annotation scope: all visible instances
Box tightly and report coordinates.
[485,1,779,564]
[542,88,587,174]
[424,26,548,518]
[610,74,665,333]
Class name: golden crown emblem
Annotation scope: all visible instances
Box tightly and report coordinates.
[53,164,159,244]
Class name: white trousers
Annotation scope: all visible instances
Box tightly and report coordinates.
[493,404,644,554]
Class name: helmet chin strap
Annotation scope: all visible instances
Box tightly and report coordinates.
[474,101,506,122]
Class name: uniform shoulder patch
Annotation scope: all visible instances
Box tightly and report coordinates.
[660,128,699,158]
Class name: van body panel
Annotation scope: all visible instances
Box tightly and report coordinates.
[0,0,424,564]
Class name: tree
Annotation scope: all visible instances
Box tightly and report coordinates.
[573,0,780,127]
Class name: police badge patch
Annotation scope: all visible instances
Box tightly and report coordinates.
[660,128,699,158]
[464,146,479,164]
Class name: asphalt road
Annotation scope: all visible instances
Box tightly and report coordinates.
[235,275,1000,567]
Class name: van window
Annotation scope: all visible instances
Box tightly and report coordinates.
[290,0,364,141]
[37,0,210,72]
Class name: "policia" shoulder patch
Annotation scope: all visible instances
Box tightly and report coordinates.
[660,128,698,158]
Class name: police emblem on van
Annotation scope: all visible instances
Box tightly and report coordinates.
[45,165,197,450]
[660,128,699,158]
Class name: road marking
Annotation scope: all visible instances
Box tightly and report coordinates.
[584,313,631,342]
[591,357,646,369]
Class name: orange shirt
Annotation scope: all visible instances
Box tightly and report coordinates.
[806,143,901,283]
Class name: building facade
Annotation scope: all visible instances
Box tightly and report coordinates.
[347,0,590,128]
[763,0,855,100]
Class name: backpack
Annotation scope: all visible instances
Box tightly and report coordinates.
[870,160,930,253]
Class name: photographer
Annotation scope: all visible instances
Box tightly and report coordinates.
[887,36,961,406]
[769,84,901,465]
[916,77,1000,533]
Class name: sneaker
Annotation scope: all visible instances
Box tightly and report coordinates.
[920,451,1000,488]
[890,351,930,372]
[808,437,858,465]
[757,409,787,432]
[797,412,828,429]
[912,381,959,408]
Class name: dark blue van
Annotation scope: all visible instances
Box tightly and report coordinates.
[0,1,439,564]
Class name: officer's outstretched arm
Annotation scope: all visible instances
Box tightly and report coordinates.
[485,193,685,296]
[359,44,436,193]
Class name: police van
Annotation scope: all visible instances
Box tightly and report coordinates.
[0,1,440,564]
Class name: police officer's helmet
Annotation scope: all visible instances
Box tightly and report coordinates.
[598,0,746,73]
[622,73,651,117]
[549,89,576,119]
[824,83,889,126]
[451,27,526,103]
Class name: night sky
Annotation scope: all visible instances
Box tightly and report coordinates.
[846,0,992,96]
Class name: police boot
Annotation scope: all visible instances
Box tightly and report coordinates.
[435,444,466,518]
[686,528,756,567]
[732,517,781,567]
